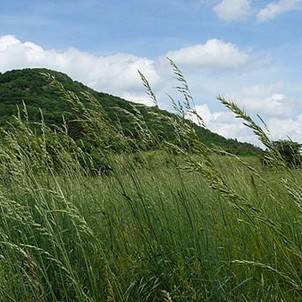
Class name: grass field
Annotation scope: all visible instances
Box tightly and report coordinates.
[1,141,302,301]
[1,70,302,301]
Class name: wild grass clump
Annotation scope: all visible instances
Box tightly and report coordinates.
[0,60,302,301]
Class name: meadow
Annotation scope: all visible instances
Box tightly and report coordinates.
[1,67,302,301]
[1,123,302,301]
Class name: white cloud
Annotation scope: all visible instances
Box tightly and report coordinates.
[187,104,254,143]
[268,115,302,142]
[257,0,302,22]
[213,0,252,21]
[226,83,293,116]
[188,101,302,146]
[166,39,250,69]
[187,104,213,124]
[213,0,302,23]
[0,35,160,105]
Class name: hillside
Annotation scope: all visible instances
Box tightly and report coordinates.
[0,68,261,155]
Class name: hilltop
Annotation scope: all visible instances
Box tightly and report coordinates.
[0,68,261,155]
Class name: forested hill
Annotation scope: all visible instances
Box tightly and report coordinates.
[0,68,261,155]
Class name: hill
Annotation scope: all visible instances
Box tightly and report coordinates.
[0,68,261,155]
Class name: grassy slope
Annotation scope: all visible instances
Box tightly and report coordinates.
[0,72,301,301]
[0,68,261,155]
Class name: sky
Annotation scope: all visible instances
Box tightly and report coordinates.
[0,0,302,145]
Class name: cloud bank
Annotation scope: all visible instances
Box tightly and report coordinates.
[0,35,159,104]
[0,35,251,102]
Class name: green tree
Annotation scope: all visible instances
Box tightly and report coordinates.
[272,140,302,168]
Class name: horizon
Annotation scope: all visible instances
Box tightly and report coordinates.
[0,0,301,145]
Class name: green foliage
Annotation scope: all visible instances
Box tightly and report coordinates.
[271,140,302,168]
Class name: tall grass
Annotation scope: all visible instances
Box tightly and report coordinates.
[0,62,302,301]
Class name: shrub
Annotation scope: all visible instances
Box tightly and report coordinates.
[262,140,302,168]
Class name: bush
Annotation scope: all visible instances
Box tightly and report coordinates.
[262,140,302,168]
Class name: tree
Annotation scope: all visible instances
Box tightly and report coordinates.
[272,140,302,168]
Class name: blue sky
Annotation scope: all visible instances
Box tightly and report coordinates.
[1,0,301,55]
[0,0,302,144]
